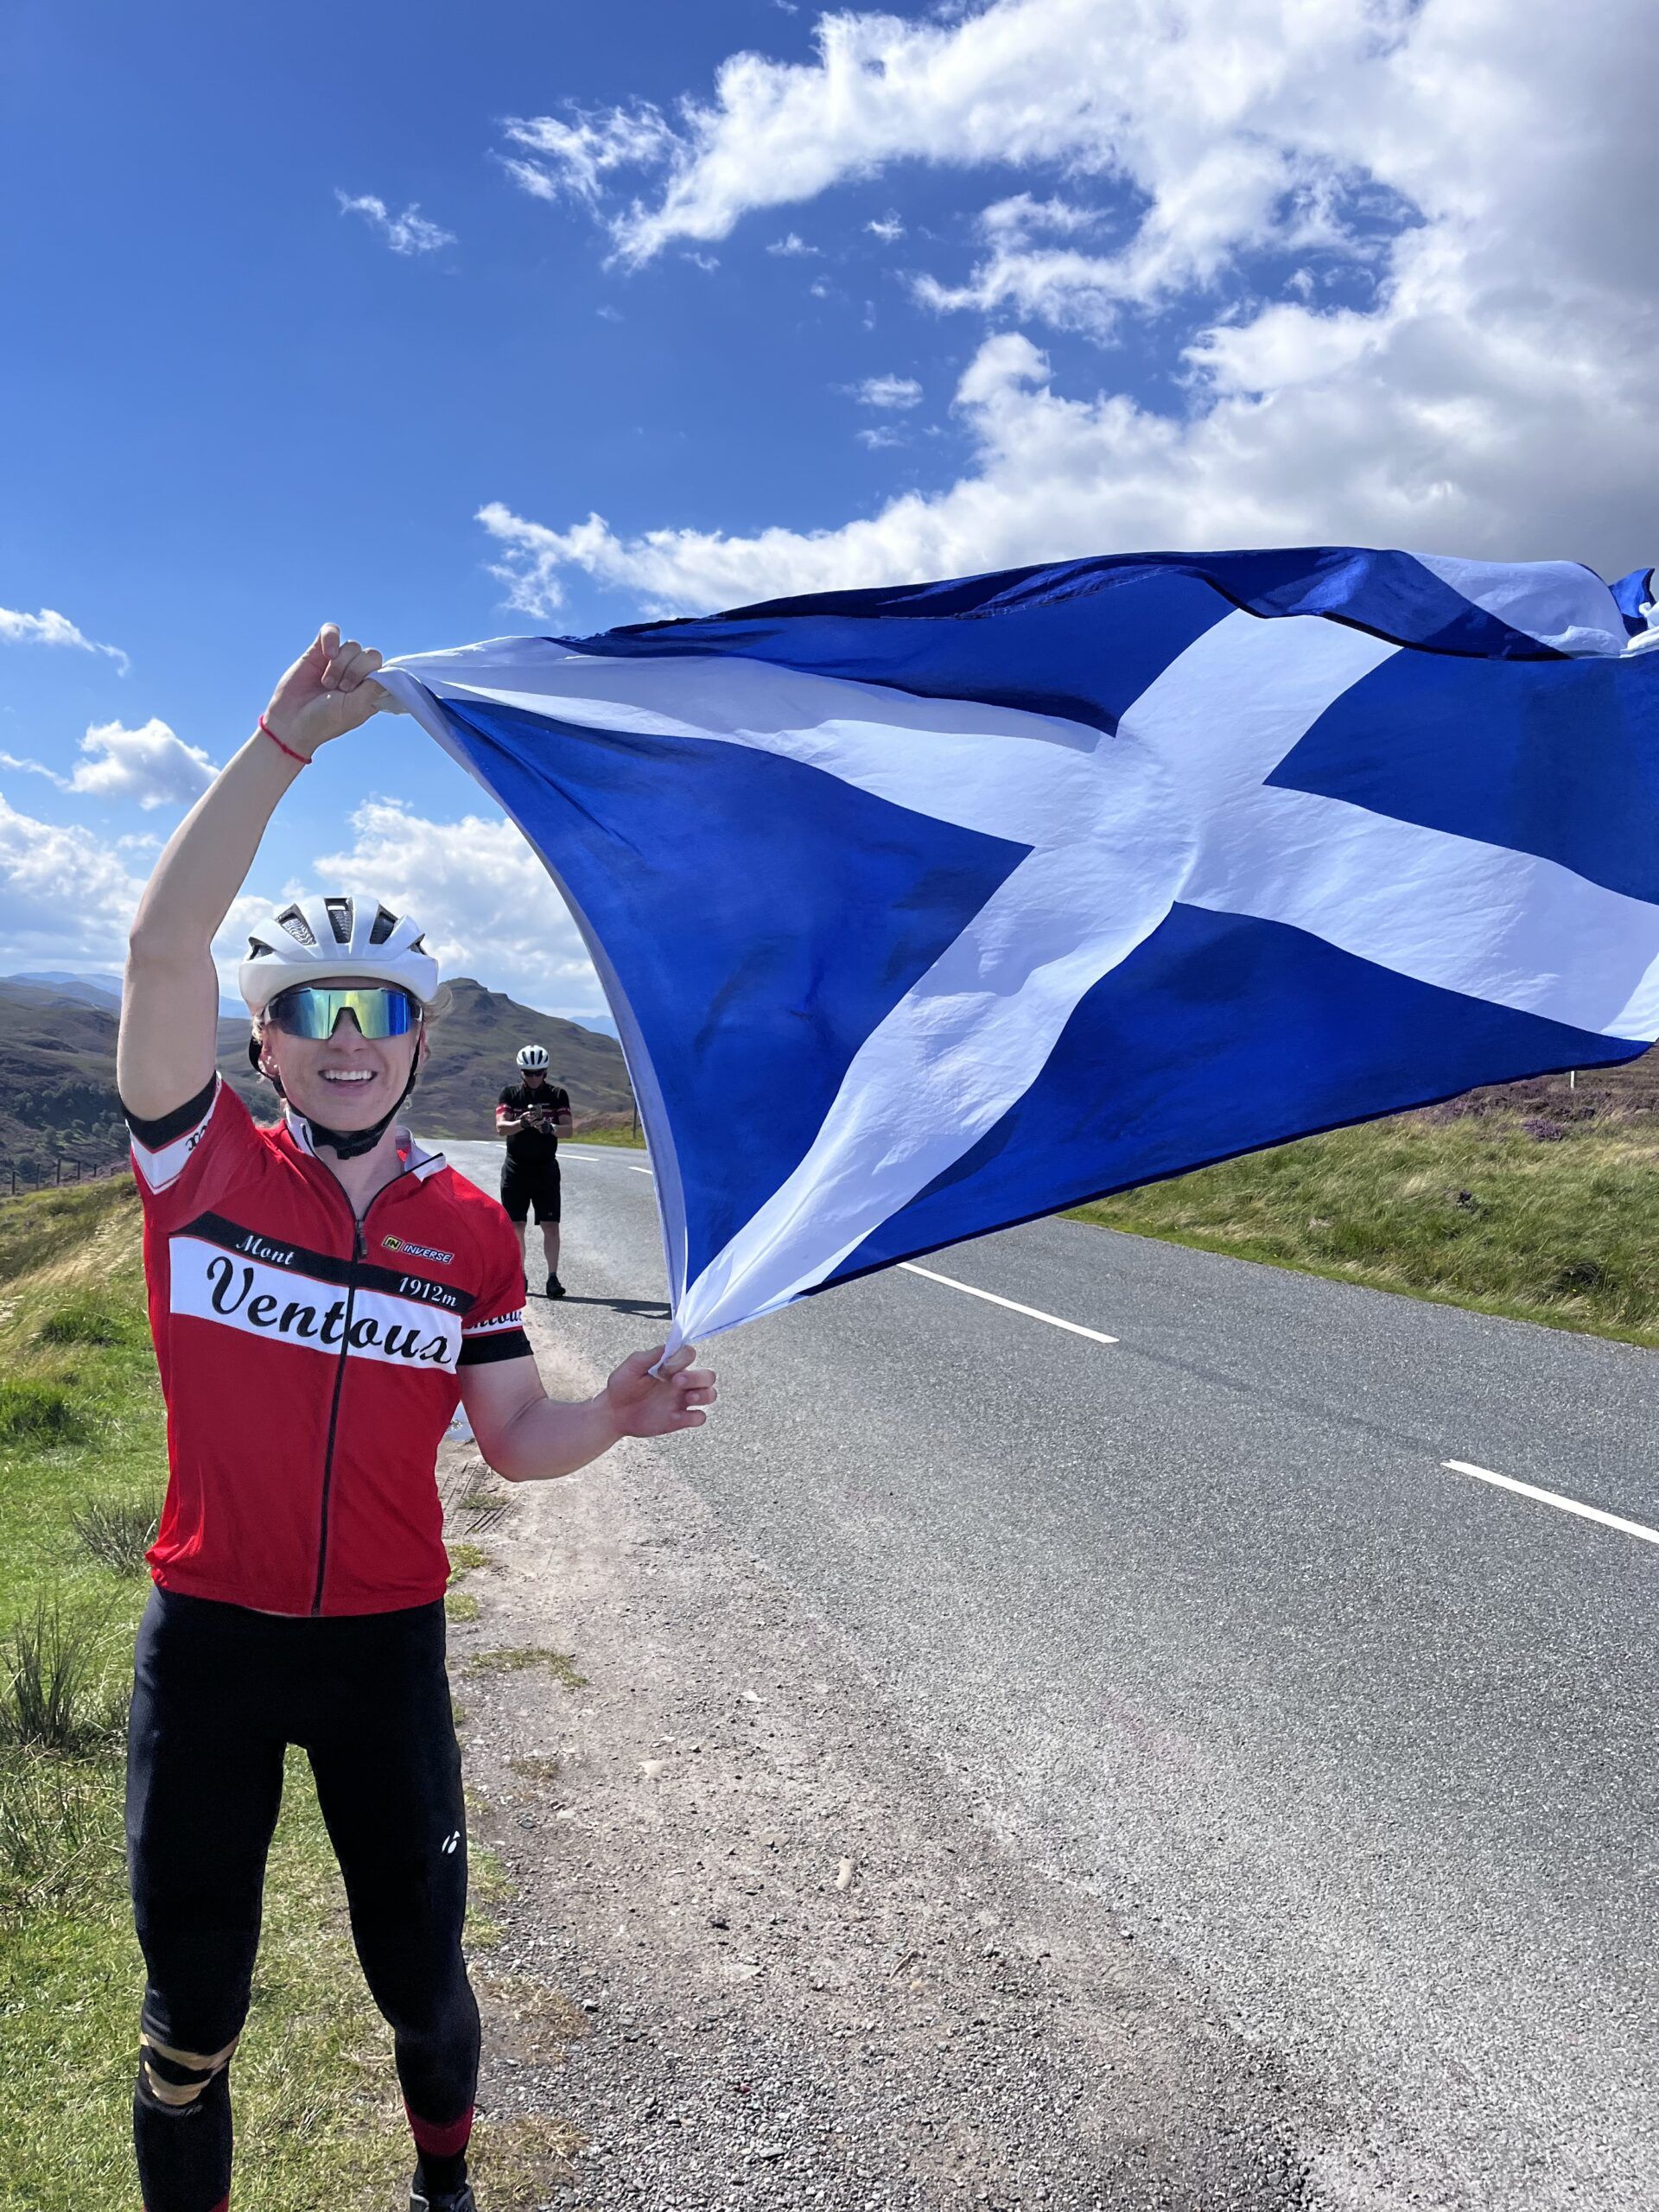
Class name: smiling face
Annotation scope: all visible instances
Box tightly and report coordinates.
[258,977,426,1131]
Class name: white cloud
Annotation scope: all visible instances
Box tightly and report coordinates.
[302,798,603,1013]
[0,752,53,781]
[857,424,908,450]
[0,791,145,967]
[335,191,454,256]
[1,720,218,810]
[853,373,923,409]
[476,0,1659,605]
[766,231,820,256]
[68,720,219,810]
[866,213,906,243]
[981,195,1096,243]
[0,785,602,1013]
[1,605,128,673]
[576,0,1380,273]
[914,193,1130,338]
[498,105,677,207]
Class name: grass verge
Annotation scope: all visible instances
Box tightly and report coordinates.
[0,1177,568,2209]
[1071,1104,1659,1346]
[569,1117,646,1150]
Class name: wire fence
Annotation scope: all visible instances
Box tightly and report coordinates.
[0,1153,130,1198]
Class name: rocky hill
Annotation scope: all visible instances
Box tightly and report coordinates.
[0,988,131,1173]
[0,976,632,1175]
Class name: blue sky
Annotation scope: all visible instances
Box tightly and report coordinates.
[2,0,1652,1015]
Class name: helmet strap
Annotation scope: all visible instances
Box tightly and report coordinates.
[296,1056,423,1162]
[252,1022,426,1163]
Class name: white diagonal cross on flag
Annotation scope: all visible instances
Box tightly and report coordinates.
[382,614,1659,1345]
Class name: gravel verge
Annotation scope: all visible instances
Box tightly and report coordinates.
[444,1327,1329,2212]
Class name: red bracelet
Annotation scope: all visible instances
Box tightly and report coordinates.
[258,715,309,766]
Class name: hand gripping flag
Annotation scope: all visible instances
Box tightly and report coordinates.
[378,547,1659,1351]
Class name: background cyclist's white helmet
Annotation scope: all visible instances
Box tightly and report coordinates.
[516,1045,550,1071]
[238,894,441,1014]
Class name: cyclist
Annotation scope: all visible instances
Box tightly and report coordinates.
[495,1045,571,1299]
[116,625,715,2212]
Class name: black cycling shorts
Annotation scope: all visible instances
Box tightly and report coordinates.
[126,1587,478,2208]
[500,1156,561,1224]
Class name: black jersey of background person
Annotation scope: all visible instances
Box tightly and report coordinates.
[498,1081,570,1164]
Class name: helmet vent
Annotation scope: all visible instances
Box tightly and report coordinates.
[323,897,354,945]
[276,905,317,947]
[369,904,400,946]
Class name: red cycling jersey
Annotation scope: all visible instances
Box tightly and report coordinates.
[128,1077,531,1616]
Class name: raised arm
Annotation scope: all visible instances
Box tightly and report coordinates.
[118,627,387,1121]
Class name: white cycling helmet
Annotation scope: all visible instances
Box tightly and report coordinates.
[516,1045,550,1071]
[238,894,441,1014]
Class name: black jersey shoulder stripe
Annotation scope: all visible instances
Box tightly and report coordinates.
[457,1326,534,1367]
[176,1212,477,1315]
[123,1075,219,1150]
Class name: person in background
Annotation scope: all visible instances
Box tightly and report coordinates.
[495,1045,572,1299]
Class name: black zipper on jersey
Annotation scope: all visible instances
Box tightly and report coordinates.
[310,1211,366,1616]
[305,1145,430,1617]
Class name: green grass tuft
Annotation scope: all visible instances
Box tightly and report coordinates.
[72,1495,162,1576]
[0,1601,126,1755]
[0,1747,122,1916]
[36,1291,144,1350]
[0,1377,86,1446]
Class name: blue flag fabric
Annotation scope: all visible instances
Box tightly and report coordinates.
[379,546,1659,1349]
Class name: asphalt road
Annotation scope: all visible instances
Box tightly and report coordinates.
[445,1137,1658,2211]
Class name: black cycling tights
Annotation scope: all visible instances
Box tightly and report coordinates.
[126,1589,480,2212]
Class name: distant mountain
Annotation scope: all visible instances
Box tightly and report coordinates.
[2,969,251,1015]
[3,969,621,1036]
[0,976,631,1173]
[2,972,124,1013]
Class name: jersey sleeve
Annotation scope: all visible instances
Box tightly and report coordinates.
[459,1207,532,1366]
[554,1087,571,1115]
[124,1075,265,1230]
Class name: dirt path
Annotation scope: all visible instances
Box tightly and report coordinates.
[447,1325,1325,2212]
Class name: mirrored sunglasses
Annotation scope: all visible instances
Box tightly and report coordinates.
[266,986,419,1041]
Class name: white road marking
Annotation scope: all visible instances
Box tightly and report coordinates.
[625,1164,654,1176]
[1441,1460,1659,1548]
[899,1261,1117,1345]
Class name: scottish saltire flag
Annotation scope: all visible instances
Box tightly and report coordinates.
[378,547,1659,1349]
